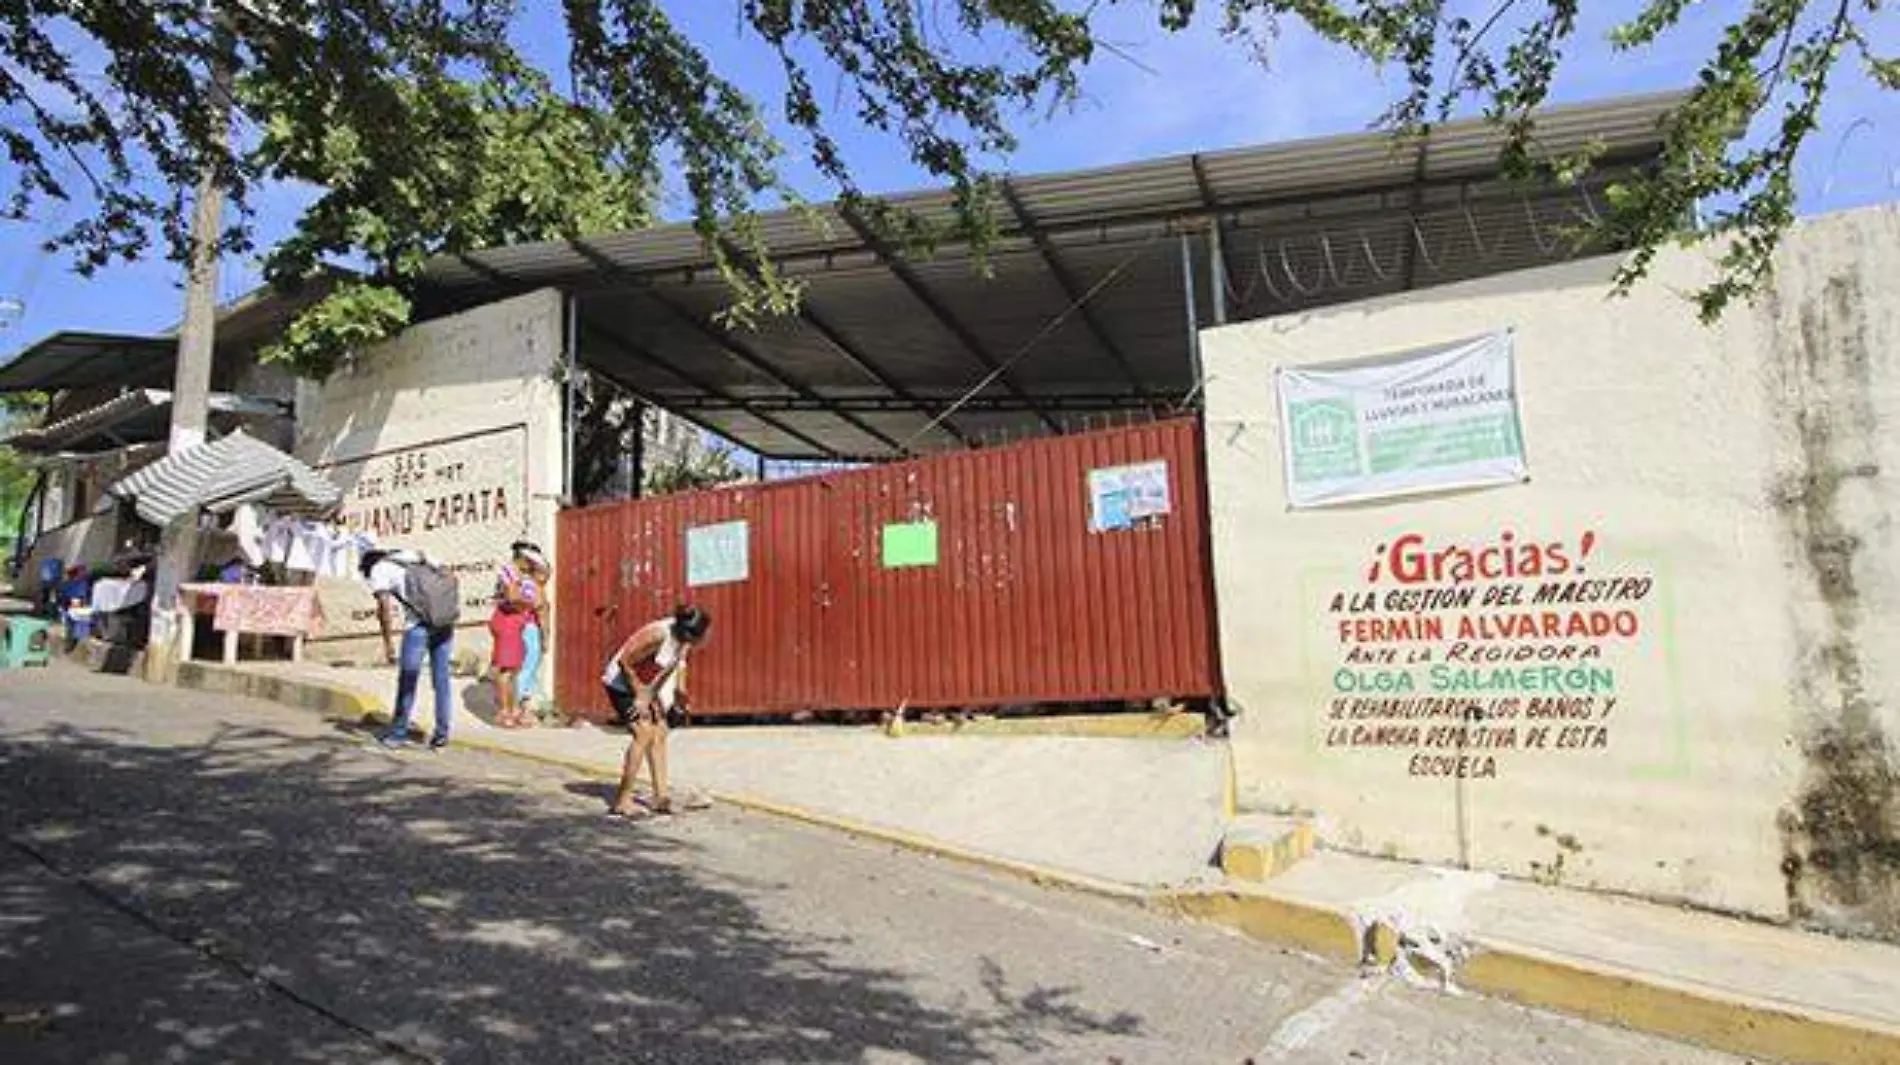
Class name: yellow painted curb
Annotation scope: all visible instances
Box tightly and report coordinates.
[1460,940,1900,1065]
[1157,888,1360,962]
[168,661,1900,1065]
[1218,821,1315,883]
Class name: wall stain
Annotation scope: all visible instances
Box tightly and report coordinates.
[1529,823,1585,887]
[1769,270,1900,940]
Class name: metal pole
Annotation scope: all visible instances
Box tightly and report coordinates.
[1179,231,1203,402]
[1455,705,1477,869]
[1207,219,1227,327]
[628,403,646,499]
[563,292,580,504]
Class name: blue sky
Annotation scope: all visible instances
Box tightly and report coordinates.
[1,0,1895,351]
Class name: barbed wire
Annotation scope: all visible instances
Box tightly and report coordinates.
[1232,183,1607,310]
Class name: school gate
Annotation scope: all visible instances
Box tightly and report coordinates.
[554,418,1222,718]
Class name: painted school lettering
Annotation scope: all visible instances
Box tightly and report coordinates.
[1318,528,1660,780]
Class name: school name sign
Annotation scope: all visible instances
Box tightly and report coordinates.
[1276,331,1527,508]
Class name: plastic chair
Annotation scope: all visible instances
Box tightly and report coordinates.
[0,616,52,668]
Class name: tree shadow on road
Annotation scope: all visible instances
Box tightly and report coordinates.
[0,716,1142,1064]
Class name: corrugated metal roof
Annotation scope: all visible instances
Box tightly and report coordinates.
[109,429,342,526]
[425,90,1683,292]
[0,272,345,395]
[3,391,289,454]
[0,333,176,393]
[414,91,1685,462]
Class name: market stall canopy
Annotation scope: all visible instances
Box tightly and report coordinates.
[416,90,1687,461]
[109,429,341,527]
[2,390,290,455]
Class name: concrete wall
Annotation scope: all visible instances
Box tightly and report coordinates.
[295,289,566,687]
[16,510,124,596]
[1203,205,1900,940]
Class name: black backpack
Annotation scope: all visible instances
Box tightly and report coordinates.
[398,561,461,631]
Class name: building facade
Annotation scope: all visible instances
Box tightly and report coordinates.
[1202,204,1900,939]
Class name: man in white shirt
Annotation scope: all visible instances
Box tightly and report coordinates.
[360,548,455,750]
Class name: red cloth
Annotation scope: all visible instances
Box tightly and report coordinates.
[488,608,529,670]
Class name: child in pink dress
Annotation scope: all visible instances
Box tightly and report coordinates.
[489,560,534,728]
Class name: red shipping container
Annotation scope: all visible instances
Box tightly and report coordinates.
[554,417,1221,718]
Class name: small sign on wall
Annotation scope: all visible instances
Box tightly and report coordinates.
[881,520,939,568]
[1088,460,1171,532]
[686,520,749,586]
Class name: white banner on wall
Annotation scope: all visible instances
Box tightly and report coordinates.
[1276,330,1527,509]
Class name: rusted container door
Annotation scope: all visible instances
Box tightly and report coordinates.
[555,417,1220,717]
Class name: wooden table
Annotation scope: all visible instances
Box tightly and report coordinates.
[179,583,325,664]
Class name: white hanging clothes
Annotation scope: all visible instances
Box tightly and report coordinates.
[282,521,324,573]
[319,526,352,578]
[263,518,297,566]
[229,504,266,568]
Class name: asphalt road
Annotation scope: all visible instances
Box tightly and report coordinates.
[0,665,1744,1065]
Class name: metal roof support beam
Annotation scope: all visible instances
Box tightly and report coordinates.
[478,247,857,459]
[713,235,977,450]
[576,315,840,458]
[654,393,1160,413]
[998,182,1155,403]
[576,360,737,460]
[427,161,1651,305]
[1189,155,1241,323]
[641,289,908,457]
[792,306,977,448]
[1396,140,1432,291]
[1206,222,1227,327]
[1179,232,1204,408]
[836,203,1062,434]
[574,237,914,457]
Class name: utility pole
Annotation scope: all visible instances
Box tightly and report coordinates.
[147,17,233,681]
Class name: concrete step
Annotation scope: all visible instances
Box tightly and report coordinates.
[1218,813,1316,882]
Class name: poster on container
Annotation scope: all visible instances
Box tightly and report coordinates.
[686,520,749,586]
[1276,330,1527,509]
[1088,460,1171,532]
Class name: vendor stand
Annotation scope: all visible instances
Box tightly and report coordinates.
[107,430,344,666]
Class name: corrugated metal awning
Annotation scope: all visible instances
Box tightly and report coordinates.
[0,271,346,395]
[108,429,342,527]
[413,90,1687,462]
[0,333,176,393]
[3,390,290,454]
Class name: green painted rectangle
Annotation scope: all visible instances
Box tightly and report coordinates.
[1367,415,1522,474]
[881,521,939,568]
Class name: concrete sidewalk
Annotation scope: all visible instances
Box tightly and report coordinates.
[182,658,1233,889]
[170,656,1900,1065]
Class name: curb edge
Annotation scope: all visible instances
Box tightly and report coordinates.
[170,662,1900,1065]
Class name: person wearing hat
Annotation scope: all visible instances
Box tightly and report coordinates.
[487,543,543,729]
